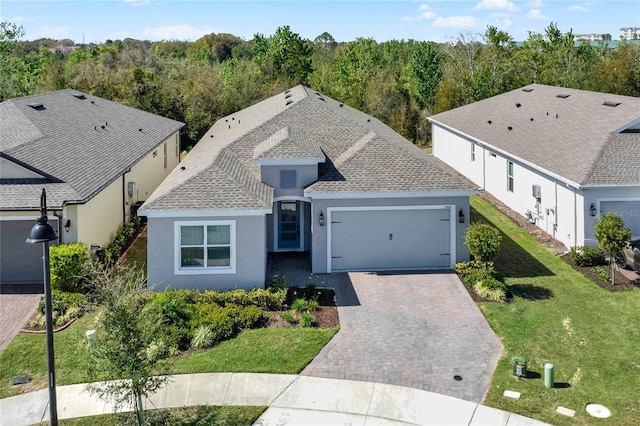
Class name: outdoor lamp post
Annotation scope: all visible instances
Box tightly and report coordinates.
[26,188,59,426]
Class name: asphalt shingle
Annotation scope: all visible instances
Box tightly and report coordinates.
[429,84,640,186]
[1,89,184,209]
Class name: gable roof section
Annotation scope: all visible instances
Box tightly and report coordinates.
[429,84,640,187]
[0,89,184,209]
[253,126,324,162]
[141,85,476,215]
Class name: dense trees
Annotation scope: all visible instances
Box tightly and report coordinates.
[3,20,639,148]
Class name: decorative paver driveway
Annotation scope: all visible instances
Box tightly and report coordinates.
[0,284,42,354]
[287,266,503,403]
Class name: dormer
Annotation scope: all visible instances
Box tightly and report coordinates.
[253,127,325,196]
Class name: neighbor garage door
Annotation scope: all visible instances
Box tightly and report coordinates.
[329,207,452,272]
[600,201,640,236]
[0,218,57,285]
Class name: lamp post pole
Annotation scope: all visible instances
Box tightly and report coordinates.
[26,188,58,426]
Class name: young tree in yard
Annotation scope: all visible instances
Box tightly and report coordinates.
[465,223,502,263]
[86,267,170,426]
[594,211,632,284]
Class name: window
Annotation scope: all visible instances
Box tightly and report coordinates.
[507,161,514,192]
[471,144,475,162]
[175,221,236,274]
[280,170,296,188]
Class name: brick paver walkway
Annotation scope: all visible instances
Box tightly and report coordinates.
[268,253,503,403]
[0,285,43,354]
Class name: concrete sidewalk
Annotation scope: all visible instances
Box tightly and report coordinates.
[0,373,549,426]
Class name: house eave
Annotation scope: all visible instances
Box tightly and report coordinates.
[140,208,272,218]
[253,157,325,166]
[304,189,479,200]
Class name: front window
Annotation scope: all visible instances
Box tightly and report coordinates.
[507,161,514,192]
[175,221,235,274]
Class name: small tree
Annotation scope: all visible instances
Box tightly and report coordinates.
[594,211,632,285]
[86,267,170,426]
[465,223,502,262]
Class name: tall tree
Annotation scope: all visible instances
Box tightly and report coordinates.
[594,212,632,285]
[253,26,312,85]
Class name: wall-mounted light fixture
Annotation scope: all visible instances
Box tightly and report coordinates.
[64,219,71,232]
[590,203,597,217]
[458,209,465,224]
[319,211,325,227]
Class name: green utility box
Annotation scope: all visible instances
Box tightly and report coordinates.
[512,356,527,377]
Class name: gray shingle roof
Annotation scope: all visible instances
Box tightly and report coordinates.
[142,86,476,213]
[0,89,184,209]
[429,84,640,186]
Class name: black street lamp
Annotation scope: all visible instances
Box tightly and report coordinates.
[26,188,59,426]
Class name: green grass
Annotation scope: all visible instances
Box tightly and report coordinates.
[34,405,267,425]
[171,327,338,374]
[0,313,337,399]
[471,195,640,425]
[118,228,147,273]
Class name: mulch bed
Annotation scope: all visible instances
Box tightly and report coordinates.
[560,256,639,291]
[267,287,339,328]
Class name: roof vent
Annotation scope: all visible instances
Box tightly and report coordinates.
[603,101,621,107]
[339,103,344,107]
[487,120,492,124]
[286,100,293,106]
[284,90,290,94]
[285,93,292,99]
[556,94,570,99]
[515,103,521,108]
[210,134,214,138]
[73,93,86,100]
[530,118,534,121]
[27,102,45,110]
[367,119,371,122]
[180,166,186,171]
[317,96,325,101]
[508,126,513,131]
[314,91,320,95]
[522,88,534,92]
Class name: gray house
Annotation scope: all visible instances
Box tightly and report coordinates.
[1,89,184,285]
[140,86,477,291]
[429,84,640,249]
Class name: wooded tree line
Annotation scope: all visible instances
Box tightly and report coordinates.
[2,21,639,148]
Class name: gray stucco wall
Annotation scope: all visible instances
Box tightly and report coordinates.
[260,164,318,189]
[310,196,471,273]
[147,215,267,291]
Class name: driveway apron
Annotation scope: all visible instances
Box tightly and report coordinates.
[0,285,43,354]
[301,271,503,403]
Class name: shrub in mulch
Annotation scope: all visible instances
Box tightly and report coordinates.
[561,255,639,291]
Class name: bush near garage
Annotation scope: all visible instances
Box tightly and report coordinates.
[49,243,91,293]
[568,246,606,267]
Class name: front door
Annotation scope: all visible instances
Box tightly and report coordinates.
[278,201,300,250]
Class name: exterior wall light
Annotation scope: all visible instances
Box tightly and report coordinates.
[319,211,325,227]
[64,219,71,232]
[590,203,597,217]
[458,209,465,224]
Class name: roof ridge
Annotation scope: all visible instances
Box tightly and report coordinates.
[334,131,377,167]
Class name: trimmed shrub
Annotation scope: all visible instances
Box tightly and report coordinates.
[474,278,507,303]
[147,290,195,349]
[98,217,142,267]
[269,275,287,291]
[569,246,606,267]
[198,288,286,311]
[299,312,315,328]
[455,261,503,287]
[49,243,90,293]
[465,223,502,262]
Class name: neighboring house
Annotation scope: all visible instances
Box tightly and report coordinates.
[140,86,477,291]
[0,89,184,285]
[429,84,640,249]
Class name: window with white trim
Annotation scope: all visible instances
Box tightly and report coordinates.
[175,221,236,274]
[507,161,514,192]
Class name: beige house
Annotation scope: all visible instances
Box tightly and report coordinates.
[0,89,184,285]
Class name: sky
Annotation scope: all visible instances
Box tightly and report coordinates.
[2,0,639,44]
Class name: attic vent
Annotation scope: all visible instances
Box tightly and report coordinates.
[530,118,534,121]
[314,91,320,95]
[286,100,293,106]
[285,93,292,99]
[487,120,492,124]
[339,103,344,107]
[515,103,521,108]
[556,94,570,99]
[284,90,290,94]
[27,102,45,110]
[507,126,513,131]
[522,88,534,92]
[73,93,86,100]
[317,96,325,101]
[603,101,621,107]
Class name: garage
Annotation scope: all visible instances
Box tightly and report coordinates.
[328,206,453,272]
[600,200,640,236]
[0,218,57,285]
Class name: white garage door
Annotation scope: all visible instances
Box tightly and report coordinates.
[329,207,452,272]
[600,201,640,236]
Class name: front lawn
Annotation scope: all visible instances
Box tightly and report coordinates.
[0,312,337,399]
[472,195,640,425]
